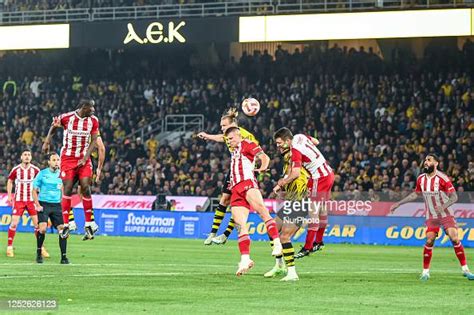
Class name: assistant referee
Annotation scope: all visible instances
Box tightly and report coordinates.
[32,153,69,264]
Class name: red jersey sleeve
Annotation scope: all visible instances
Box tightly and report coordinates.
[441,178,455,193]
[91,117,99,135]
[8,168,17,181]
[242,140,262,161]
[415,176,422,193]
[291,148,303,168]
[59,113,69,128]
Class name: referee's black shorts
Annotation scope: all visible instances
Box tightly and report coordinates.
[222,170,232,195]
[38,201,63,228]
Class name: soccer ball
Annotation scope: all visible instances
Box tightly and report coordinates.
[241,98,260,117]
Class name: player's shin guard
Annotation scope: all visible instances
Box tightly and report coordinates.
[423,245,433,269]
[282,242,295,267]
[304,223,318,250]
[82,197,94,222]
[59,235,67,259]
[265,219,279,240]
[238,234,251,255]
[223,217,235,237]
[7,226,16,247]
[453,242,467,267]
[37,232,45,255]
[211,204,226,234]
[315,215,328,243]
[61,196,72,225]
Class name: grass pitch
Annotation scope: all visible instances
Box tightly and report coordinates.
[0,232,472,314]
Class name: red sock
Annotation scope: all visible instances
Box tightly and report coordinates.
[315,215,328,243]
[453,242,467,267]
[304,223,318,250]
[423,245,433,269]
[82,197,94,223]
[7,226,16,247]
[61,196,72,225]
[238,234,250,255]
[265,219,279,240]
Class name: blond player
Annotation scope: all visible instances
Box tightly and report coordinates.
[197,108,258,245]
[224,127,282,276]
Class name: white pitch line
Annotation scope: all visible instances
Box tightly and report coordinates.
[1,272,187,279]
[0,263,231,268]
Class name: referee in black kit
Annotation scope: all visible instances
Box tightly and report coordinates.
[32,153,69,264]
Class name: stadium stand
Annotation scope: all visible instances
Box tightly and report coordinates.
[0,43,473,203]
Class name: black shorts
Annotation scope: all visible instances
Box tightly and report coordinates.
[222,170,232,195]
[38,201,63,227]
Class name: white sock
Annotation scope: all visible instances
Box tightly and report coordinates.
[276,257,284,267]
[423,268,430,274]
[273,238,282,247]
[462,265,470,273]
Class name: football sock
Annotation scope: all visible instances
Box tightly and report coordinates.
[36,232,45,255]
[282,242,295,267]
[315,215,328,243]
[223,217,235,237]
[59,235,67,258]
[7,226,16,247]
[238,234,250,255]
[61,196,72,225]
[453,242,467,267]
[211,204,227,234]
[423,245,433,269]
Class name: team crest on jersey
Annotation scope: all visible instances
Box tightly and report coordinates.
[61,171,66,178]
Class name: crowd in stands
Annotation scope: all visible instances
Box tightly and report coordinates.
[1,0,228,12]
[1,0,464,12]
[0,42,473,204]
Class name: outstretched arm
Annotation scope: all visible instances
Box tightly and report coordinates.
[42,117,61,153]
[197,132,225,142]
[390,192,420,213]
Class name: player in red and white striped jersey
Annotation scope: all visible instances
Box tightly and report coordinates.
[273,128,334,259]
[225,127,283,276]
[43,99,101,240]
[5,149,42,257]
[391,153,474,281]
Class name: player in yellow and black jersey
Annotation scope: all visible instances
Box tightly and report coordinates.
[264,139,310,281]
[197,108,259,245]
